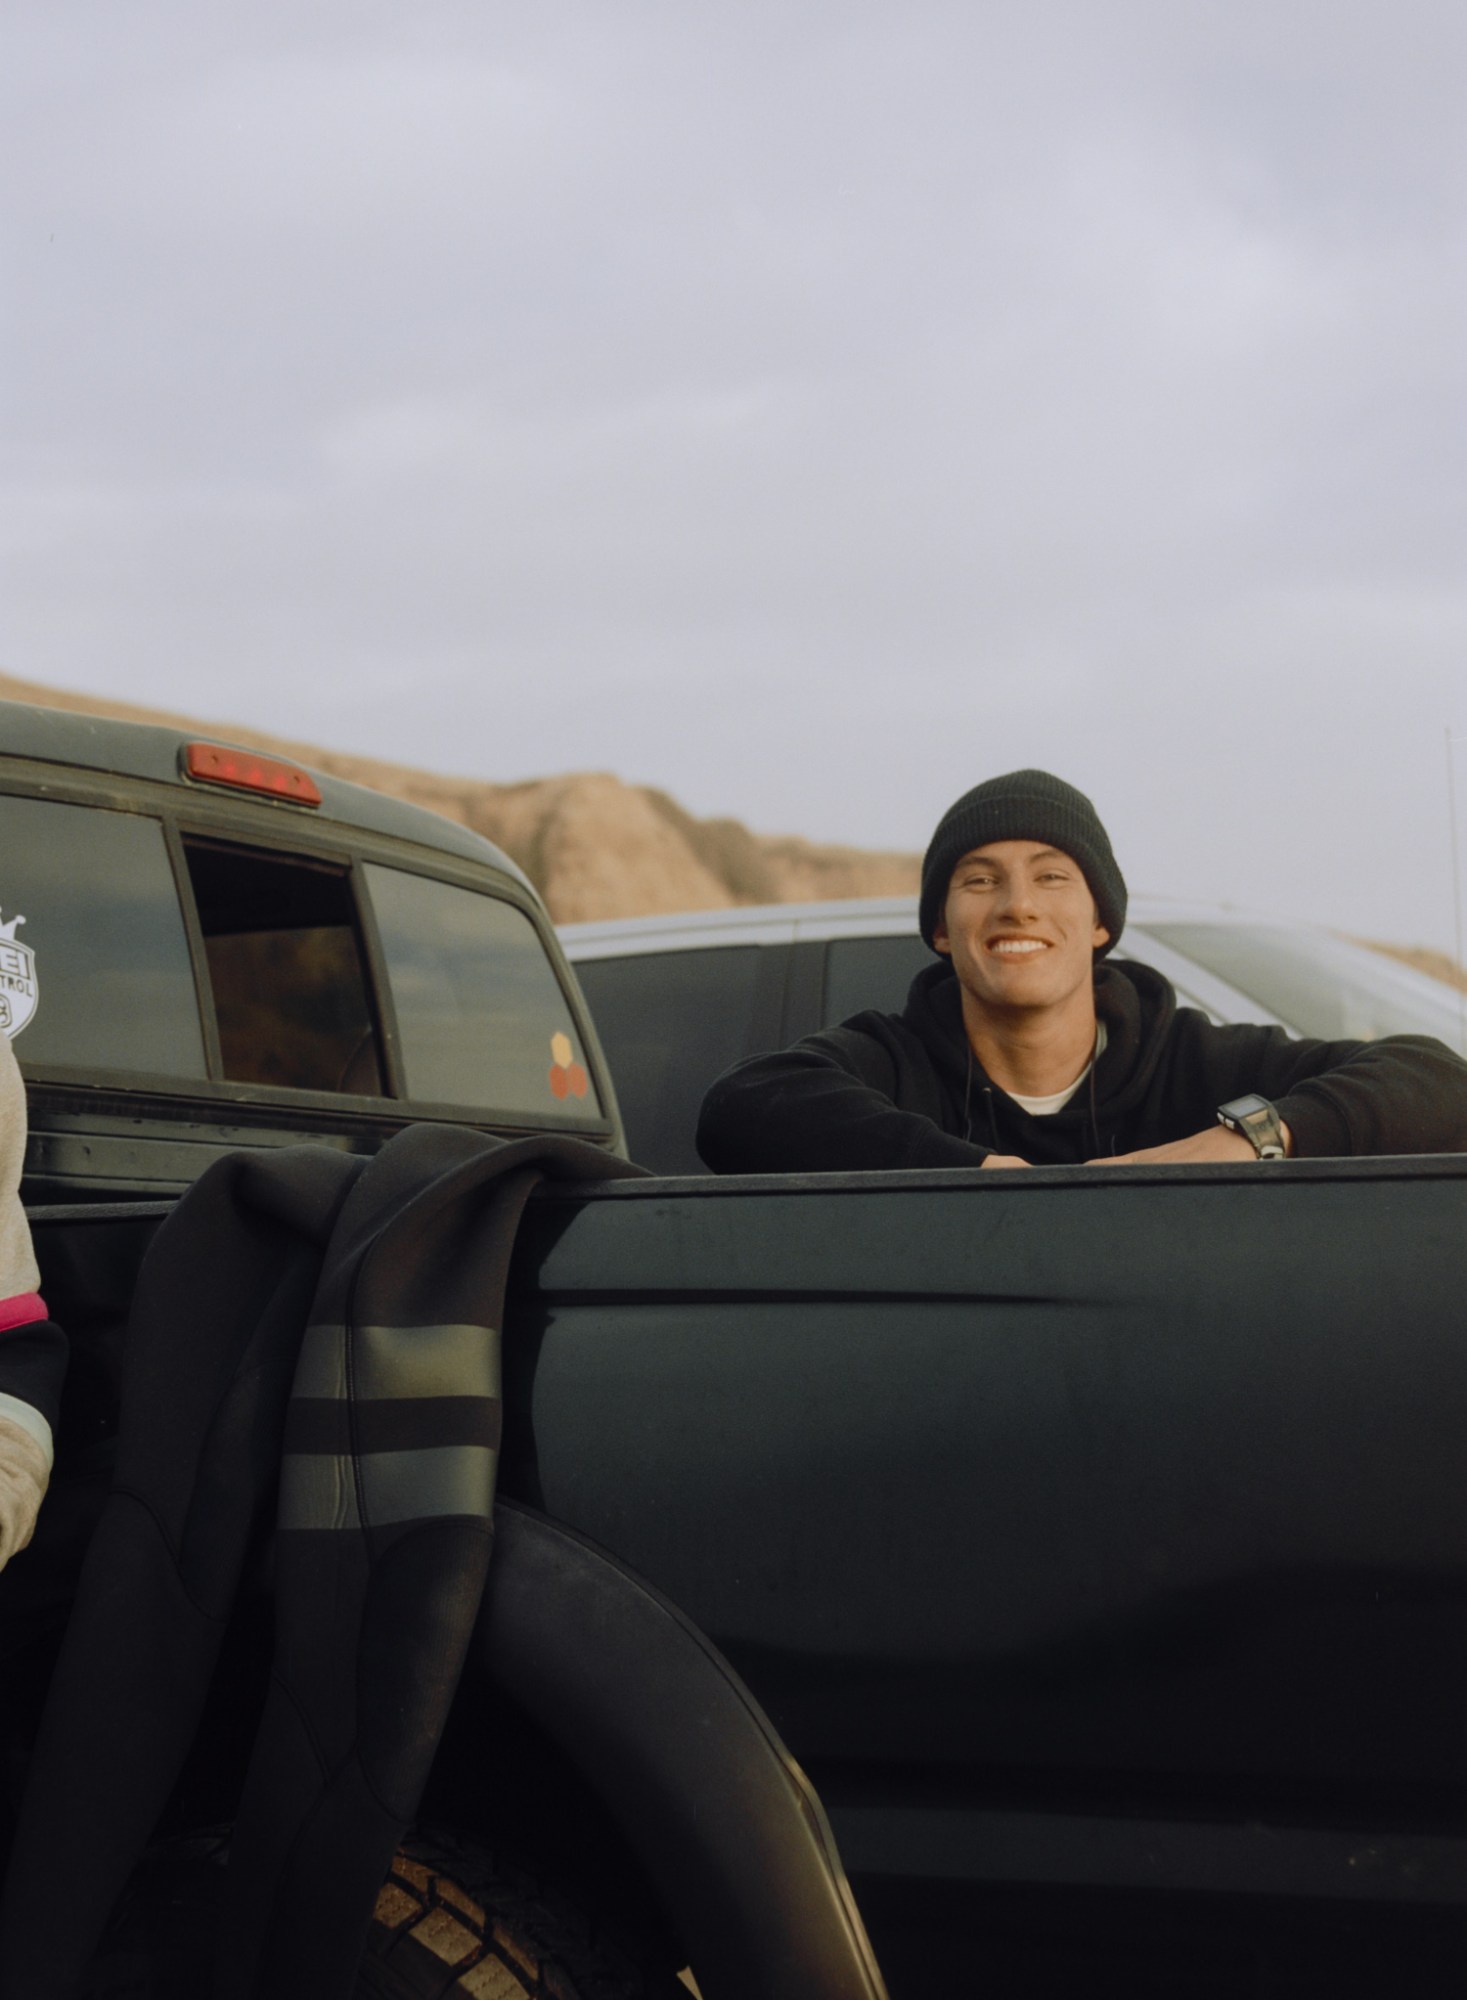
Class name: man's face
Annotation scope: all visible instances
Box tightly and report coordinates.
[932,839,1110,1019]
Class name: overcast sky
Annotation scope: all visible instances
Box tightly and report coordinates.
[4,2,1466,949]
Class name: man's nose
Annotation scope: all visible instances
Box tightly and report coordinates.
[997,876,1039,918]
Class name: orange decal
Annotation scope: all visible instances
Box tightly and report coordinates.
[549,1032,585,1102]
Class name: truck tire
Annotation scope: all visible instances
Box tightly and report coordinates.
[360,1832,690,1999]
[83,1828,690,2000]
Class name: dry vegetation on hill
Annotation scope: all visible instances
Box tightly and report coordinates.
[0,670,919,921]
[1355,941,1467,998]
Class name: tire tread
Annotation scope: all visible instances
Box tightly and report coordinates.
[361,1832,674,2000]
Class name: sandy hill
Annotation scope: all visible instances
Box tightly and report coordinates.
[4,671,1464,997]
[0,670,920,923]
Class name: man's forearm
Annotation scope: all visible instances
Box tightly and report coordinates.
[1089,1123,1291,1167]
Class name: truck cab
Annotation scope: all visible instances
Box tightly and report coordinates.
[0,699,622,1199]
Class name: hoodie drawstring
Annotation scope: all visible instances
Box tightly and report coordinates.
[983,1085,999,1151]
[961,1049,1000,1151]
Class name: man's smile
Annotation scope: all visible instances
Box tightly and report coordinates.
[986,936,1050,956]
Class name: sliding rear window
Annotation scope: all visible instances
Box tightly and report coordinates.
[0,795,206,1076]
[183,838,383,1095]
[365,865,601,1119]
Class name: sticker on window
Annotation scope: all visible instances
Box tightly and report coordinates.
[548,1031,587,1100]
[0,913,38,1039]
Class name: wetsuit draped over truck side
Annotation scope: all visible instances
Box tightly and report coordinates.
[697,957,1467,1172]
[0,1125,643,2000]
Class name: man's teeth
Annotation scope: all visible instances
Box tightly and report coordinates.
[990,939,1047,954]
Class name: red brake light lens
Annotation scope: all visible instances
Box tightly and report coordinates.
[183,742,323,807]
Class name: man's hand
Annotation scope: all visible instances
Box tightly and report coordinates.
[980,1153,1032,1169]
[1087,1124,1290,1167]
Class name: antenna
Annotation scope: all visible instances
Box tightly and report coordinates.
[1448,728,1467,1057]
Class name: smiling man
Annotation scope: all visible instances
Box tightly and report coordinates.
[696,769,1467,1172]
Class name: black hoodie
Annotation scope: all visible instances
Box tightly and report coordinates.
[696,957,1467,1173]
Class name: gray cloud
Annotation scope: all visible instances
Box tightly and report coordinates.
[3,0,1466,947]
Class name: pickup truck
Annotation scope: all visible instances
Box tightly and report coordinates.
[5,698,1466,1997]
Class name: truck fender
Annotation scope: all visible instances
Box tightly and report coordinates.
[472,1498,888,2000]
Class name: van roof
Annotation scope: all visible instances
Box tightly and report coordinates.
[0,697,531,888]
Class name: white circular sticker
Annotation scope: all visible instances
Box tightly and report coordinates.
[0,913,38,1039]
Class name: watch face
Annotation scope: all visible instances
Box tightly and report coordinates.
[1221,1093,1272,1120]
[1218,1093,1285,1158]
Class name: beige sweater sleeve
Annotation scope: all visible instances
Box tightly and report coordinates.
[0,1035,48,1562]
[0,1031,40,1303]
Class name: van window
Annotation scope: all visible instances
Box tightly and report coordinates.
[0,795,207,1077]
[365,866,601,1118]
[1145,922,1467,1053]
[183,839,382,1094]
[823,934,931,1025]
[571,946,763,1173]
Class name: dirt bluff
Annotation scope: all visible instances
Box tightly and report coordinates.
[0,672,919,923]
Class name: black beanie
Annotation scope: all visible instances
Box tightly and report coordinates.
[919,769,1126,955]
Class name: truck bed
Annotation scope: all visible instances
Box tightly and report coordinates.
[27,1155,1467,1993]
[500,1157,1467,1988]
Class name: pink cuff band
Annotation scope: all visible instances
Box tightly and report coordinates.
[0,1293,47,1333]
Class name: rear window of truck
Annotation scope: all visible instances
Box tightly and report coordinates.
[3,788,600,1124]
[0,795,207,1077]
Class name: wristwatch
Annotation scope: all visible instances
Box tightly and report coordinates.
[1216,1093,1288,1159]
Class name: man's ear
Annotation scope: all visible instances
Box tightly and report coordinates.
[932,915,953,957]
[1092,922,1111,952]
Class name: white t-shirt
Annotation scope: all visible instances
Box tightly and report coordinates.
[1006,1024,1108,1118]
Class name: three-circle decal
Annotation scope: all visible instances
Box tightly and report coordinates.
[548,1032,588,1100]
